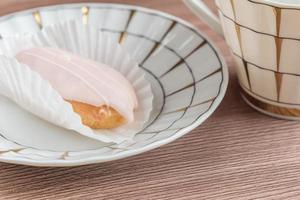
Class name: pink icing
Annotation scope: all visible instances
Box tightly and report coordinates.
[16,47,138,123]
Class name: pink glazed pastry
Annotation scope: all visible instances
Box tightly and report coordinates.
[16,47,138,129]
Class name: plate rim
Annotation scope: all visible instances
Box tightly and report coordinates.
[0,2,229,167]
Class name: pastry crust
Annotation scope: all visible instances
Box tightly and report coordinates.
[67,100,126,129]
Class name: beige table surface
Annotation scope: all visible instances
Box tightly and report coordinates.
[1,0,300,199]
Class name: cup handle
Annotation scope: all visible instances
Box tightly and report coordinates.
[183,0,224,36]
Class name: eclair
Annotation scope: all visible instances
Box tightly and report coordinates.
[16,47,138,129]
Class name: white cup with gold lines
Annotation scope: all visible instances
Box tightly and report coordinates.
[184,0,300,119]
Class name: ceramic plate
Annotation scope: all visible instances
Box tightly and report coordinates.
[0,3,228,167]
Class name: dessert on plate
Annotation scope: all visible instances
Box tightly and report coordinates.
[16,47,139,129]
[0,20,153,143]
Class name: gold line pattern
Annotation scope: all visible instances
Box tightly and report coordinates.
[142,42,161,65]
[275,72,283,102]
[234,21,252,91]
[160,59,184,78]
[81,6,89,25]
[166,68,221,97]
[160,40,207,78]
[186,40,207,57]
[166,82,194,97]
[235,24,243,57]
[162,97,216,115]
[140,21,177,65]
[33,11,42,29]
[218,8,300,41]
[241,81,300,106]
[228,5,285,102]
[275,38,283,71]
[273,7,282,36]
[232,51,300,77]
[248,0,298,10]
[230,0,236,20]
[119,32,128,44]
[273,7,282,72]
[242,89,300,117]
[242,58,252,91]
[119,10,136,44]
[160,21,177,42]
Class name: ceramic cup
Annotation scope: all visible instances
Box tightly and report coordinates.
[184,0,300,119]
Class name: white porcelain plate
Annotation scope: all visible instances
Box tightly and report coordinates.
[0,3,228,167]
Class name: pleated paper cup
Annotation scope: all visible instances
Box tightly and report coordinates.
[0,21,153,144]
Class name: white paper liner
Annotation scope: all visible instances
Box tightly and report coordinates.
[0,21,153,144]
